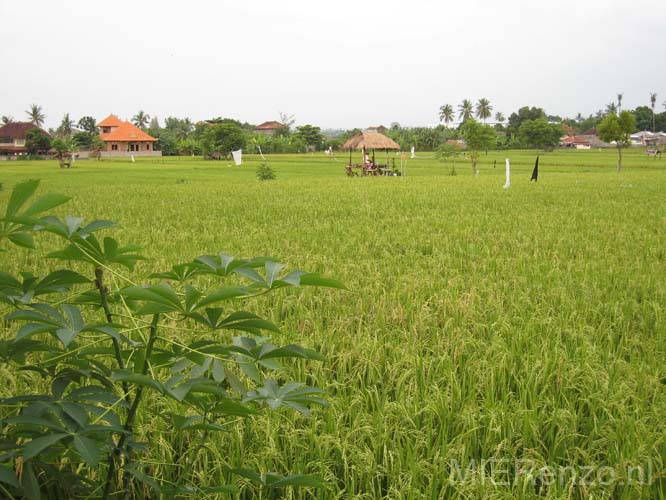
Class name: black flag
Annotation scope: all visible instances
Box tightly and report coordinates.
[531,156,539,182]
[493,159,497,168]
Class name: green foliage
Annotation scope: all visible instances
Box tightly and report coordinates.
[25,128,51,155]
[295,125,324,150]
[507,106,546,136]
[201,123,246,159]
[436,142,462,175]
[256,162,276,180]
[518,118,564,151]
[598,111,637,172]
[460,119,496,175]
[0,180,340,498]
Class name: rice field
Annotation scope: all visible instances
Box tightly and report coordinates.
[1,149,665,499]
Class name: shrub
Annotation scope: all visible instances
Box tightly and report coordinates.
[0,180,342,498]
[256,163,276,181]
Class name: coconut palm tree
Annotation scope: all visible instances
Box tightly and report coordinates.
[649,92,657,131]
[475,98,493,123]
[458,99,474,122]
[1,115,14,125]
[617,93,623,112]
[494,112,505,124]
[605,102,617,116]
[132,110,150,130]
[26,104,45,127]
[439,104,454,126]
[57,113,75,138]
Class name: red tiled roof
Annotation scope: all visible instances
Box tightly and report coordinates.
[100,121,157,142]
[97,114,125,127]
[255,121,283,130]
[0,122,47,140]
[561,136,590,145]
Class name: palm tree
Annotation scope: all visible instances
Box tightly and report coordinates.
[494,112,505,124]
[605,102,617,116]
[1,115,14,125]
[26,104,45,127]
[439,104,454,126]
[475,98,493,123]
[575,113,583,123]
[132,110,150,130]
[649,93,657,131]
[57,113,75,138]
[458,99,473,122]
[617,93,623,112]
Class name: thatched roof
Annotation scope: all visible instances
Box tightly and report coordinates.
[341,132,400,150]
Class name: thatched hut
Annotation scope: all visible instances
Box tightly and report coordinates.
[341,131,401,176]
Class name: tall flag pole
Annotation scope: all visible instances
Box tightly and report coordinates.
[503,158,511,189]
[531,156,539,182]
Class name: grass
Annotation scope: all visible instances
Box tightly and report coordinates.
[1,148,665,499]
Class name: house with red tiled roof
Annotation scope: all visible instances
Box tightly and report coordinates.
[0,122,50,156]
[254,121,284,135]
[97,114,159,157]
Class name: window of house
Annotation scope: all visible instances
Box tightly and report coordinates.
[146,143,150,150]
[112,144,118,151]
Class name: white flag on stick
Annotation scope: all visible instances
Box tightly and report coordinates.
[503,158,511,189]
[410,146,415,159]
[232,149,242,166]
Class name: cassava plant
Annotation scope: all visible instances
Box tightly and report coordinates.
[0,180,343,499]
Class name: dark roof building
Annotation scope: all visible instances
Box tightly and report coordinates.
[0,122,49,154]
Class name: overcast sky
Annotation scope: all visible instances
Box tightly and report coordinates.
[1,0,665,130]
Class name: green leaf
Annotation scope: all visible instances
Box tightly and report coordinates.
[5,179,39,217]
[0,464,19,488]
[23,432,69,461]
[23,193,71,217]
[121,284,183,314]
[21,462,41,500]
[8,231,35,249]
[298,273,346,289]
[73,434,102,467]
[111,372,164,393]
[196,286,252,309]
[260,344,324,362]
[265,261,285,288]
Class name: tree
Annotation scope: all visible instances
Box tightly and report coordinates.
[507,106,546,137]
[295,125,324,150]
[650,92,657,131]
[200,123,246,159]
[25,127,51,154]
[132,110,150,130]
[494,112,505,124]
[475,98,492,123]
[597,111,636,172]
[436,141,462,176]
[617,93,623,112]
[605,102,617,116]
[518,119,563,151]
[56,113,75,138]
[51,138,73,168]
[77,116,98,135]
[458,99,474,123]
[1,115,14,125]
[439,104,454,126]
[26,104,45,127]
[460,119,496,176]
[277,112,295,137]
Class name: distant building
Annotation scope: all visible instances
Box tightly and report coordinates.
[0,122,49,155]
[560,135,591,149]
[365,125,388,133]
[97,115,159,157]
[630,131,666,146]
[254,121,284,135]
